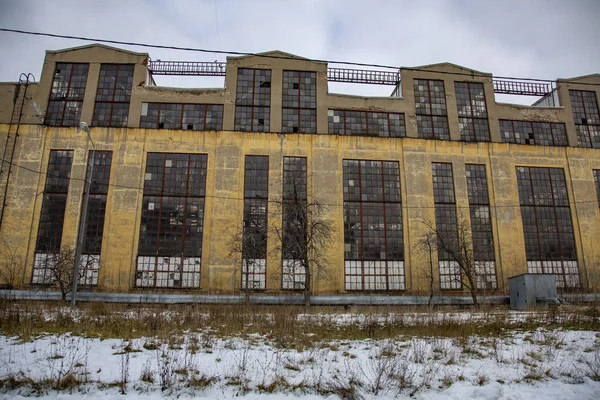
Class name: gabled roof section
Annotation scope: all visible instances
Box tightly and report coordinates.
[46,43,149,57]
[404,62,491,76]
[228,50,325,64]
[559,73,600,83]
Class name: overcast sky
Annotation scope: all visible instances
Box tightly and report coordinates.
[0,0,598,100]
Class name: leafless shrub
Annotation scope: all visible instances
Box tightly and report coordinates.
[0,239,23,289]
[119,352,130,394]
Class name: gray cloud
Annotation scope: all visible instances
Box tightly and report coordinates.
[0,0,598,100]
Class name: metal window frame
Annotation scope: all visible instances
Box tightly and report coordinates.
[92,64,134,127]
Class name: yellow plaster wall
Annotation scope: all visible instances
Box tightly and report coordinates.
[1,124,599,294]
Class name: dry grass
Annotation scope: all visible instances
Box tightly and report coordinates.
[0,298,598,346]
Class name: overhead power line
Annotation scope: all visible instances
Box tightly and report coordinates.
[1,27,599,86]
[3,157,599,210]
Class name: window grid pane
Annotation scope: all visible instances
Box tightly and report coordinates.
[414,79,450,140]
[136,153,208,288]
[235,68,271,132]
[282,157,308,289]
[140,103,224,131]
[32,150,74,284]
[343,160,404,291]
[465,164,497,289]
[570,90,600,148]
[516,166,580,288]
[45,63,89,126]
[282,71,317,134]
[455,82,490,142]
[432,163,461,289]
[328,109,406,137]
[499,120,568,147]
[92,64,134,127]
[242,156,269,289]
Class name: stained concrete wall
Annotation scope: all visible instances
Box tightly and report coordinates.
[0,124,599,294]
[0,44,599,296]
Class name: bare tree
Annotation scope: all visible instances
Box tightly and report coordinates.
[227,210,268,304]
[0,239,23,290]
[419,216,487,309]
[415,232,437,310]
[272,176,333,308]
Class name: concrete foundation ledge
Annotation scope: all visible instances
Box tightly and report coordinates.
[0,289,515,306]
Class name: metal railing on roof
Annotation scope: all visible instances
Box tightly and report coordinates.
[147,60,557,99]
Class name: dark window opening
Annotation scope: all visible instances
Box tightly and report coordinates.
[234,68,271,132]
[570,90,600,148]
[343,160,404,291]
[136,153,208,288]
[92,64,134,128]
[282,71,317,134]
[594,170,600,208]
[455,82,490,142]
[328,109,406,138]
[499,120,568,147]
[516,166,580,289]
[140,103,224,131]
[45,63,89,126]
[282,157,308,289]
[432,162,461,290]
[465,164,497,290]
[414,79,450,140]
[242,156,269,289]
[32,150,74,284]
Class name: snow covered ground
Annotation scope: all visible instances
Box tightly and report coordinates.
[1,325,599,399]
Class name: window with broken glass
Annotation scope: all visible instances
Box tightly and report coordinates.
[414,79,450,140]
[570,90,600,148]
[465,164,497,290]
[136,153,208,288]
[455,82,490,142]
[516,166,580,288]
[78,151,112,286]
[140,103,223,131]
[242,155,269,289]
[235,68,271,132]
[282,157,308,289]
[343,160,404,291]
[432,162,461,289]
[282,71,316,133]
[32,150,73,284]
[92,64,134,127]
[328,110,406,137]
[45,63,89,126]
[499,120,568,146]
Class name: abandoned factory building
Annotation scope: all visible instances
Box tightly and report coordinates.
[0,43,599,297]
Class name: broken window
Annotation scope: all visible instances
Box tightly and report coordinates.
[328,109,406,137]
[282,71,317,133]
[242,156,269,289]
[499,120,568,146]
[78,151,112,286]
[136,153,208,288]
[432,162,461,290]
[455,82,490,142]
[414,79,450,140]
[92,64,134,127]
[516,166,580,288]
[45,63,89,126]
[570,90,600,148]
[281,157,307,289]
[32,150,74,284]
[234,68,271,132]
[343,160,404,291]
[140,103,224,131]
[465,164,497,290]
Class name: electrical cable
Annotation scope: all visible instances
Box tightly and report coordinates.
[1,27,599,86]
[3,156,600,210]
